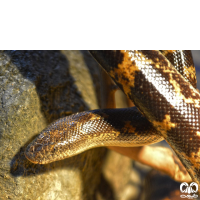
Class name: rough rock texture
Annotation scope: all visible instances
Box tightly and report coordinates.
[0,50,108,200]
[0,50,145,200]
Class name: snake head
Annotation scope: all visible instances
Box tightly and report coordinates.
[24,107,163,164]
[25,112,92,164]
[24,111,108,164]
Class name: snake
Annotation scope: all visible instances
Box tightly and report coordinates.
[25,50,200,186]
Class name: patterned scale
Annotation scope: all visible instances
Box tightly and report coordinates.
[25,50,200,186]
[90,50,200,185]
[25,107,163,164]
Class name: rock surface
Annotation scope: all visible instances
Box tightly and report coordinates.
[0,50,108,200]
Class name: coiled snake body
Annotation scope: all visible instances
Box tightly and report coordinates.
[25,50,200,186]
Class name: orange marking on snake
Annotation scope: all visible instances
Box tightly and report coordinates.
[152,115,176,137]
[109,50,139,94]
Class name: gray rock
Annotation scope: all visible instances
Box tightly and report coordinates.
[0,50,107,200]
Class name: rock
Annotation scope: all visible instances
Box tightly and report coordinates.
[0,50,107,200]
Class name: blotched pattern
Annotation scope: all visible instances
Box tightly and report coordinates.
[26,50,200,186]
[90,50,200,185]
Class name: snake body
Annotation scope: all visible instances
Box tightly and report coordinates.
[25,50,200,185]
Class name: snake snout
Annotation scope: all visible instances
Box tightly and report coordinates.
[25,141,64,164]
[25,142,44,164]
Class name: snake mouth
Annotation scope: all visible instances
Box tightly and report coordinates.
[25,140,71,164]
[24,150,41,164]
[24,142,50,164]
[24,149,55,164]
